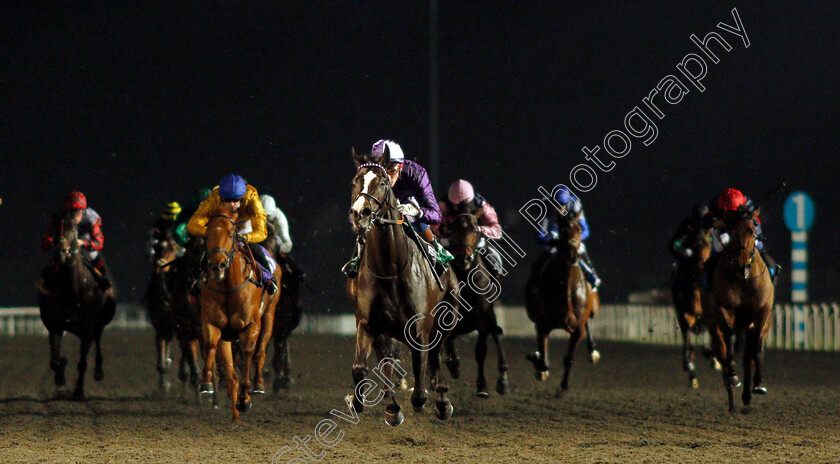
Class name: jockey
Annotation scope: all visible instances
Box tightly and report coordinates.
[702,188,780,288]
[41,191,111,290]
[342,139,454,277]
[187,175,278,295]
[259,194,293,254]
[435,179,505,275]
[147,201,183,262]
[535,186,601,288]
[668,203,709,261]
[174,187,211,248]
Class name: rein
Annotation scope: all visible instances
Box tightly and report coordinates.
[203,214,257,294]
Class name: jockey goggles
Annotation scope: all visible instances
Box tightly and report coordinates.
[221,197,242,203]
[386,163,403,175]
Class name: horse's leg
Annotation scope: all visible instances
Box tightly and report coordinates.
[475,331,489,398]
[752,332,768,395]
[351,321,374,413]
[526,330,550,381]
[491,330,509,395]
[585,321,600,364]
[251,310,275,395]
[741,327,756,409]
[373,338,403,426]
[93,327,105,382]
[410,348,428,413]
[49,330,68,388]
[681,325,698,389]
[272,338,291,393]
[73,336,93,401]
[237,322,260,412]
[216,340,240,422]
[187,340,201,399]
[709,322,736,412]
[155,333,171,392]
[443,335,460,379]
[429,337,453,420]
[560,326,584,391]
[200,324,221,396]
[389,340,408,390]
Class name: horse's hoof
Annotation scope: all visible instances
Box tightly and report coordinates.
[398,378,409,391]
[691,378,699,389]
[384,407,404,427]
[349,394,364,414]
[199,383,215,395]
[435,399,454,420]
[496,376,508,396]
[445,358,460,379]
[55,372,66,387]
[236,399,252,413]
[590,350,601,364]
[726,375,741,389]
[178,370,189,383]
[535,370,549,382]
[93,368,104,382]
[251,385,266,395]
[72,390,85,402]
[753,385,768,395]
[159,376,171,391]
[686,361,695,372]
[712,358,723,371]
[475,391,490,399]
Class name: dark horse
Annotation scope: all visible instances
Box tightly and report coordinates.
[347,146,460,426]
[525,209,600,391]
[703,207,773,412]
[38,225,116,400]
[670,225,717,388]
[442,212,509,398]
[199,211,281,422]
[145,225,183,392]
[261,233,304,393]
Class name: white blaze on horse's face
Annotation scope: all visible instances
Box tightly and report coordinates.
[352,170,379,215]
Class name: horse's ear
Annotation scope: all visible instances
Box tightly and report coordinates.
[380,143,391,167]
[750,207,761,219]
[352,147,365,168]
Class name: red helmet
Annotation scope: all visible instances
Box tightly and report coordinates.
[716,188,746,211]
[65,191,87,211]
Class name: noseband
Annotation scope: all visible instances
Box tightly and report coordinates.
[352,164,403,242]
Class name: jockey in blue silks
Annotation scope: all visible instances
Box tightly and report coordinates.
[535,187,601,289]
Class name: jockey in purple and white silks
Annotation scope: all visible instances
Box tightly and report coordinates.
[342,139,454,277]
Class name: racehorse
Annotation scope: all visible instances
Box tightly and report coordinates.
[261,233,304,393]
[38,225,116,401]
[525,209,600,391]
[703,207,774,412]
[198,211,281,422]
[443,212,509,397]
[670,226,714,388]
[145,225,184,392]
[347,146,460,425]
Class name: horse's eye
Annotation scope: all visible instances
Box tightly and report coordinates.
[380,181,387,187]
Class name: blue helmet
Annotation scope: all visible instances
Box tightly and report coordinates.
[554,186,573,204]
[219,174,246,199]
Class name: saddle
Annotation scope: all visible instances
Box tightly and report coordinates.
[401,222,446,289]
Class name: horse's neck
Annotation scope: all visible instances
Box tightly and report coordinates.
[364,210,408,275]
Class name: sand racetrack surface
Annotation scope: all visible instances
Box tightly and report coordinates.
[1,330,839,463]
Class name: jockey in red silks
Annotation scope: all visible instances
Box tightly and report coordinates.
[435,179,505,275]
[702,188,781,289]
[41,191,112,290]
[342,139,454,277]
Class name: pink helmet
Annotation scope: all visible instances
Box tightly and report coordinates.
[448,179,475,204]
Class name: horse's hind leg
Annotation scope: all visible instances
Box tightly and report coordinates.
[49,330,68,388]
[741,330,755,408]
[272,338,291,393]
[443,335,460,379]
[429,339,453,420]
[682,327,698,389]
[586,321,600,364]
[491,330,509,395]
[351,321,374,413]
[155,333,171,391]
[73,336,93,401]
[93,327,105,382]
[560,326,584,391]
[752,335,768,395]
[475,331,489,398]
[526,330,550,381]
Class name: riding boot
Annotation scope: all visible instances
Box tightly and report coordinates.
[341,246,360,278]
[90,256,112,291]
[248,242,278,295]
[579,250,601,289]
[759,249,781,285]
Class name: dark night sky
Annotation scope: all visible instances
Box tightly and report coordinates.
[1,2,838,311]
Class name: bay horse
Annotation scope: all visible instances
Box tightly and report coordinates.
[525,209,600,391]
[198,211,281,422]
[347,146,460,426]
[703,207,774,412]
[261,233,304,393]
[145,225,183,392]
[670,226,713,389]
[443,212,509,397]
[38,225,116,401]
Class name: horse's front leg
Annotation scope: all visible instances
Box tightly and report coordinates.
[155,333,171,391]
[49,330,68,388]
[200,323,221,396]
[526,329,550,381]
[351,320,374,413]
[709,320,736,412]
[429,336,453,420]
[490,329,509,395]
[443,335,460,379]
[73,336,93,401]
[475,332,489,398]
[251,307,276,395]
[237,321,260,413]
[585,321,600,364]
[373,337,403,426]
[410,347,428,413]
[93,327,105,382]
[560,325,584,392]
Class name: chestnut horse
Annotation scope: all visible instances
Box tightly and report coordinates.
[443,213,509,398]
[38,225,116,400]
[670,226,714,389]
[347,146,460,426]
[198,211,281,422]
[703,207,774,412]
[525,209,600,391]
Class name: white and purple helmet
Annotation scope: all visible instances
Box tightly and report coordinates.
[371,139,405,164]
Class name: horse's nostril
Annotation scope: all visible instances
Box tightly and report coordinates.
[361,208,372,217]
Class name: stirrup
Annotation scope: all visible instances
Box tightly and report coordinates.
[342,257,359,278]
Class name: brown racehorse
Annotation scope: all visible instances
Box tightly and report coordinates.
[261,233,304,393]
[703,208,774,412]
[38,225,116,401]
[145,226,183,393]
[443,213,509,398]
[670,226,713,389]
[347,146,460,426]
[198,211,281,422]
[525,209,600,391]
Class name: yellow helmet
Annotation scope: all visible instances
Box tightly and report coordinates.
[163,201,181,220]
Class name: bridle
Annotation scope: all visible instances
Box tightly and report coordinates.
[451,213,480,267]
[203,214,254,293]
[722,217,766,280]
[352,163,404,244]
